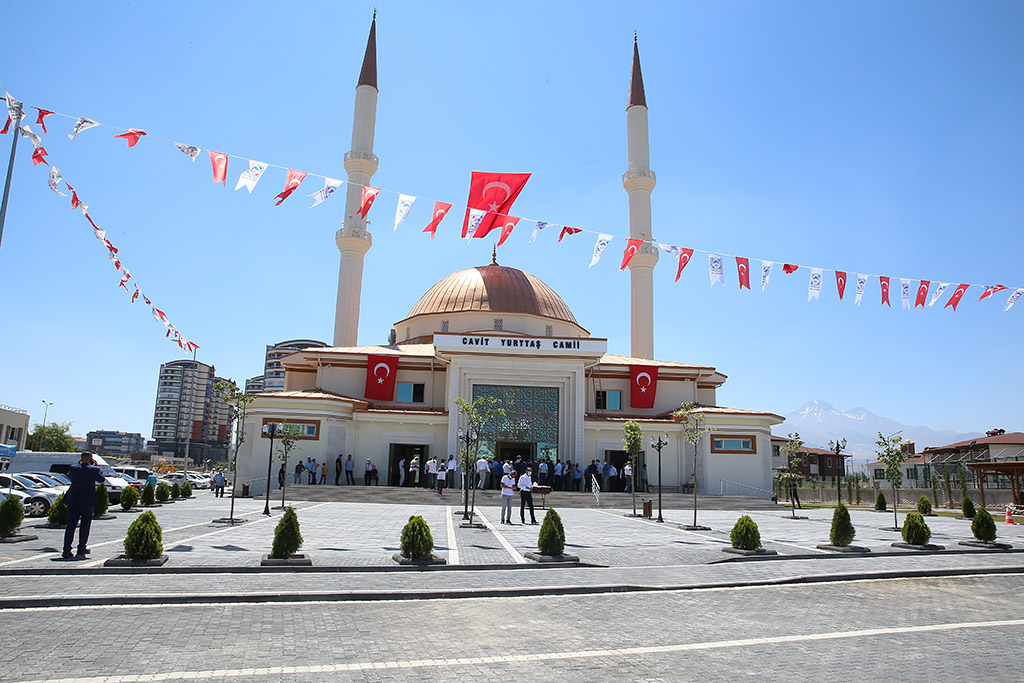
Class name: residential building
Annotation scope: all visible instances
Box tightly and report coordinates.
[85,430,146,458]
[0,404,30,451]
[151,360,233,465]
[771,435,850,482]
[245,375,266,395]
[262,340,327,392]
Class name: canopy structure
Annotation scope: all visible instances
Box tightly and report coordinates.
[966,462,1024,508]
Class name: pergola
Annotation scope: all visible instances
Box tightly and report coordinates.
[966,462,1024,508]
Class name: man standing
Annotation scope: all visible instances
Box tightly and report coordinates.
[294,460,304,485]
[623,461,633,493]
[447,455,458,490]
[518,466,538,525]
[436,459,447,496]
[319,461,328,485]
[476,455,489,490]
[500,467,516,524]
[345,455,355,485]
[426,456,437,490]
[553,460,563,491]
[335,454,343,486]
[213,469,226,498]
[398,458,406,487]
[62,452,105,560]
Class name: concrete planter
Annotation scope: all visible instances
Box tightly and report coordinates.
[92,514,116,521]
[722,547,777,556]
[783,515,809,520]
[111,507,142,513]
[680,524,712,531]
[891,542,945,551]
[261,553,313,567]
[0,533,39,543]
[103,554,169,567]
[524,552,580,563]
[958,540,1013,550]
[211,517,248,525]
[816,544,870,553]
[32,523,65,529]
[392,553,446,566]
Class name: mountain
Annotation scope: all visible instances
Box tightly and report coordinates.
[775,400,982,467]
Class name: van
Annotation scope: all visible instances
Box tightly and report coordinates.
[113,466,155,483]
[8,452,129,502]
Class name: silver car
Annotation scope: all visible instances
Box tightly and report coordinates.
[0,475,59,516]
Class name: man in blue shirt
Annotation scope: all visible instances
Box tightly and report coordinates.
[62,452,105,559]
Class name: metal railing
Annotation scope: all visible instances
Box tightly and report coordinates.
[720,479,773,497]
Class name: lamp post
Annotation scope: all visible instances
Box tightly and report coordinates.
[650,433,669,523]
[39,400,53,451]
[828,437,847,504]
[458,427,477,521]
[262,423,277,516]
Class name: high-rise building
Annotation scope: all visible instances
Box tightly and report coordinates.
[85,430,146,458]
[245,375,266,395]
[262,339,327,392]
[151,360,233,464]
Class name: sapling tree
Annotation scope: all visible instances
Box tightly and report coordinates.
[621,420,643,515]
[214,380,257,522]
[674,402,713,527]
[779,433,807,519]
[875,431,909,530]
[454,395,506,523]
[276,422,303,509]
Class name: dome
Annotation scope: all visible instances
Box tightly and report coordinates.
[403,264,579,325]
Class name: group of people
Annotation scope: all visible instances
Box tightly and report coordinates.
[276,454,378,489]
[582,459,648,494]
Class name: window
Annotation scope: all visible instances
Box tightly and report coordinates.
[711,436,756,454]
[441,320,449,333]
[827,457,833,468]
[595,390,621,410]
[493,318,503,330]
[396,382,425,403]
[545,325,553,337]
[873,468,885,480]
[261,419,319,440]
[772,445,780,457]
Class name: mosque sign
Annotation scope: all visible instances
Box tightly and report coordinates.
[433,333,607,355]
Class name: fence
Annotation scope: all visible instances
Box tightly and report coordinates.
[782,484,1014,509]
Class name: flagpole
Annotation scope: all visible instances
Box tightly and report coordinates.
[0,110,23,253]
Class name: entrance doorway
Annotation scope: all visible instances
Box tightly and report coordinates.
[497,441,535,465]
[604,449,646,493]
[388,444,427,487]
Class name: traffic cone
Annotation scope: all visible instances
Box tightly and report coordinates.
[1006,505,1015,525]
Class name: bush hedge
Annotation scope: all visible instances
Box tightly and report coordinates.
[155,482,170,502]
[120,485,139,511]
[537,508,566,556]
[48,493,68,525]
[270,507,303,559]
[917,496,932,515]
[972,508,996,543]
[400,515,434,558]
[902,512,932,545]
[94,483,109,518]
[730,515,761,550]
[962,496,976,519]
[875,491,887,511]
[0,495,25,537]
[124,510,163,559]
[181,481,192,498]
[830,502,856,547]
[170,482,181,499]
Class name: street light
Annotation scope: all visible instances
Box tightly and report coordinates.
[650,433,669,523]
[828,437,847,503]
[262,423,278,516]
[457,426,477,521]
[39,400,53,451]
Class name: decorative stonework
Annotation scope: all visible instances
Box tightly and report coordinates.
[344,149,379,166]
[622,167,656,182]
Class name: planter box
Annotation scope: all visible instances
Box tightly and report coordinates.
[392,553,446,566]
[816,544,870,553]
[92,514,116,520]
[524,552,580,563]
[104,554,169,567]
[211,517,248,525]
[0,533,39,543]
[958,540,1013,550]
[891,542,945,551]
[680,524,712,531]
[261,553,312,567]
[113,507,142,513]
[141,504,163,508]
[722,547,777,556]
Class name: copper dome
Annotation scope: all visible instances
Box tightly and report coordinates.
[403,264,578,325]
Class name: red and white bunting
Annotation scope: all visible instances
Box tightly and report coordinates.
[530,221,551,243]
[496,216,521,247]
[174,142,202,161]
[900,279,912,310]
[558,226,581,242]
[880,276,891,307]
[945,284,970,311]
[760,261,773,291]
[209,151,228,186]
[393,194,416,230]
[357,185,380,218]
[31,147,48,166]
[48,167,67,196]
[309,178,342,208]
[676,248,694,282]
[709,253,724,286]
[33,107,54,134]
[234,160,268,193]
[589,234,612,268]
[736,257,750,290]
[855,274,868,306]
[621,239,643,271]
[465,208,486,241]
[1005,288,1024,312]
[113,128,147,148]
[980,284,1008,301]
[423,201,452,240]
[274,169,307,206]
[928,283,950,307]
[808,268,822,301]
[68,117,100,140]
[835,271,847,300]
[783,264,799,274]
[915,280,930,309]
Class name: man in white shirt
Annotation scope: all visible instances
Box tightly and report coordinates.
[500,470,516,524]
[623,461,633,493]
[553,461,564,491]
[426,457,437,490]
[447,455,458,490]
[398,458,405,487]
[517,467,538,525]
[477,456,490,490]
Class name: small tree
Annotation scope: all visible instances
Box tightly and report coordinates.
[0,495,25,537]
[215,380,257,522]
[181,481,192,498]
[875,491,887,511]
[270,507,303,559]
[901,512,931,546]
[48,494,68,525]
[93,483,109,518]
[141,482,156,506]
[170,482,181,499]
[845,475,855,504]
[120,485,139,511]
[959,465,970,501]
[124,511,163,560]
[673,402,713,527]
[830,502,856,547]
[917,496,932,515]
[962,496,976,519]
[156,482,171,502]
[276,422,303,510]
[778,433,807,519]
[454,395,506,522]
[971,508,996,543]
[24,420,78,452]
[875,431,909,530]
[537,508,566,556]
[855,478,862,505]
[940,466,954,509]
[730,515,761,550]
[621,420,643,515]
[400,515,434,559]
[930,477,939,511]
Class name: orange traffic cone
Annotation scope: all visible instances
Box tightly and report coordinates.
[1006,505,1016,525]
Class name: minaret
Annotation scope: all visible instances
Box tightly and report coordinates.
[623,34,658,360]
[334,14,379,347]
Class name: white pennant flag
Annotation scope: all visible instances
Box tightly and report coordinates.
[68,117,100,140]
[309,178,342,207]
[900,279,912,310]
[18,125,42,148]
[928,282,950,307]
[465,208,486,241]
[808,268,823,301]
[708,253,724,286]
[48,166,67,196]
[1005,288,1024,312]
[760,261,773,292]
[173,142,202,161]
[589,234,613,268]
[855,274,868,306]
[658,243,678,256]
[4,91,24,123]
[393,193,416,230]
[530,221,550,243]
[234,160,268,193]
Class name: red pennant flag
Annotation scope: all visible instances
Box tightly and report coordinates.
[274,169,308,206]
[736,257,751,289]
[558,226,581,242]
[880,276,891,307]
[364,354,399,401]
[31,147,48,166]
[66,182,80,209]
[461,171,531,238]
[209,151,228,186]
[33,108,54,134]
[783,264,799,274]
[836,271,847,300]
[357,185,380,217]
[915,280,930,308]
[0,117,10,135]
[495,216,521,247]
[629,365,658,409]
[423,201,452,240]
[675,248,694,282]
[944,284,970,311]
[131,288,140,303]
[113,128,147,148]
[620,239,643,271]
[979,284,1008,301]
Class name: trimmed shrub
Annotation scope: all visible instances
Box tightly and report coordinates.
[0,495,25,537]
[170,482,181,499]
[875,491,887,511]
[971,508,997,543]
[48,493,68,525]
[270,507,303,559]
[902,512,932,546]
[400,515,434,558]
[141,482,156,506]
[917,496,932,515]
[855,483,862,505]
[124,510,163,560]
[537,508,566,556]
[181,481,192,498]
[962,496,976,519]
[830,502,856,547]
[120,485,139,511]
[730,515,761,550]
[93,483,109,518]
[155,482,171,502]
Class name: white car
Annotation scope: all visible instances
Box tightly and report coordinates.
[19,472,70,493]
[162,472,210,489]
[0,475,58,516]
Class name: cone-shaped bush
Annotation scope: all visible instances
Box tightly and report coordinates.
[730,515,761,550]
[181,481,192,498]
[917,496,932,515]
[972,508,997,543]
[124,510,163,559]
[400,515,434,558]
[141,482,156,506]
[537,508,566,556]
[93,483,109,518]
[830,502,856,547]
[48,493,68,525]
[0,495,25,537]
[120,485,139,511]
[902,512,932,545]
[270,507,303,559]
[155,482,170,502]
[962,496,976,519]
[875,491,887,511]
[855,483,862,505]
[170,482,181,499]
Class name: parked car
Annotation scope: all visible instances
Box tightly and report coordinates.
[0,474,59,516]
[115,472,144,489]
[162,472,210,489]
[113,466,155,483]
[8,453,127,503]
[19,472,70,492]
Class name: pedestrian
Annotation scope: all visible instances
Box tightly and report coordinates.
[213,469,226,497]
[410,456,420,486]
[345,455,355,485]
[319,461,328,485]
[602,461,612,492]
[436,459,447,496]
[62,452,105,559]
[476,455,489,490]
[426,456,437,490]
[553,460,563,491]
[513,456,527,478]
[398,458,406,487]
[365,459,378,485]
[538,458,549,487]
[518,466,538,525]
[309,458,318,485]
[574,461,583,491]
[146,471,159,489]
[294,460,304,485]
[335,453,343,486]
[791,481,802,509]
[447,455,458,490]
[278,464,285,490]
[500,467,516,524]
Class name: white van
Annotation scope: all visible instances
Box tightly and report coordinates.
[8,452,129,502]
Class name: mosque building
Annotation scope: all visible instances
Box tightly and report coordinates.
[235,17,783,496]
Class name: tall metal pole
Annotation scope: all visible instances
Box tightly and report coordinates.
[0,105,23,252]
[40,400,53,451]
[263,423,277,516]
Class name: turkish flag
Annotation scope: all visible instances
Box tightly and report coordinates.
[783,264,799,274]
[274,169,308,206]
[114,128,147,148]
[357,185,380,217]
[945,283,970,311]
[31,147,48,166]
[34,108,54,134]
[462,171,530,238]
[209,151,228,186]
[675,248,694,282]
[915,280,930,308]
[621,239,643,271]
[364,354,399,401]
[880,276,891,307]
[423,201,452,240]
[736,257,750,289]
[630,365,658,409]
[836,271,847,300]
[495,216,520,247]
[67,183,80,209]
[558,226,581,242]
[980,284,1008,301]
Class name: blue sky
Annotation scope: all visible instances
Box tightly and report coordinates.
[1,1,1021,445]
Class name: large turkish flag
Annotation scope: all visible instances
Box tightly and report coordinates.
[629,365,658,409]
[364,354,399,401]
[463,171,531,238]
